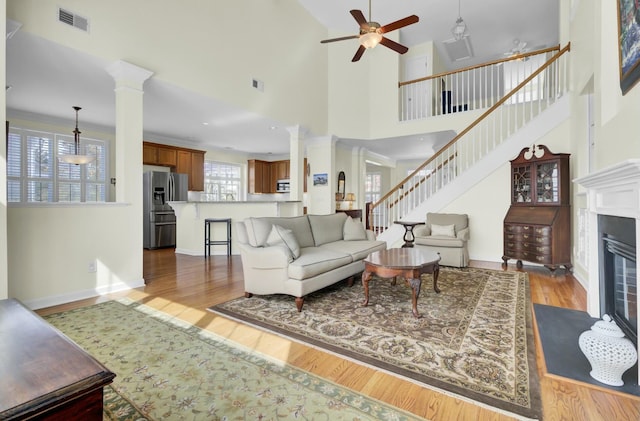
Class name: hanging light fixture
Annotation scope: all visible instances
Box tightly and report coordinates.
[451,0,468,40]
[59,106,95,165]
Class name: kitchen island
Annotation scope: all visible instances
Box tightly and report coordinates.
[168,201,303,256]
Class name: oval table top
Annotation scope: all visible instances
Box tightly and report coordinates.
[364,248,440,269]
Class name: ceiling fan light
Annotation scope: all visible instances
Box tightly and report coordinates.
[451,17,467,40]
[360,31,382,49]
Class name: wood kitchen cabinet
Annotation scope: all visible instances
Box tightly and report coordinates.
[248,159,273,194]
[176,150,205,191]
[143,143,176,166]
[502,144,571,272]
[143,141,205,191]
[273,160,290,180]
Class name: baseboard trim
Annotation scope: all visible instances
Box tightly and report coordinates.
[23,279,146,310]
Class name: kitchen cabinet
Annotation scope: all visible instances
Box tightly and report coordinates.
[143,141,205,191]
[248,159,273,194]
[502,145,571,272]
[143,143,177,166]
[176,150,205,191]
[273,160,290,180]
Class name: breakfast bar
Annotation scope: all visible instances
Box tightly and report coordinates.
[169,200,303,256]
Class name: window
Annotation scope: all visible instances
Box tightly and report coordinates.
[7,128,108,203]
[203,161,241,201]
[365,172,381,205]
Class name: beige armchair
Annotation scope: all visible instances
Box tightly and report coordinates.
[413,213,470,267]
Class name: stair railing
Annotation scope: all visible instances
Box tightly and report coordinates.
[399,45,561,121]
[369,43,570,233]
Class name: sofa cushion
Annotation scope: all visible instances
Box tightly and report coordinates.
[266,225,301,260]
[430,223,456,237]
[320,240,387,261]
[343,216,367,240]
[308,213,347,246]
[245,216,314,248]
[288,247,353,280]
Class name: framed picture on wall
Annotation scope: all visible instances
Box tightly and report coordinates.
[617,0,640,94]
[313,173,328,186]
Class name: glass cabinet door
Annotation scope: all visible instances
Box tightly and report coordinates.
[512,165,532,203]
[535,161,559,203]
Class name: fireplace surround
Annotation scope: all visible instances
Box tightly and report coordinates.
[575,159,640,379]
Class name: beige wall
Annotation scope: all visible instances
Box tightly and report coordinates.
[7,0,329,137]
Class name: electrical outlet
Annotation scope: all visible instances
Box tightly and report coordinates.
[88,260,97,273]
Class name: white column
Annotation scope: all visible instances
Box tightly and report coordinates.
[105,61,153,203]
[287,125,306,207]
[105,60,153,283]
[306,136,336,214]
[350,147,367,213]
[0,3,7,299]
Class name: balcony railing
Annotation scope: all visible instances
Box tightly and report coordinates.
[398,45,562,121]
[369,44,570,234]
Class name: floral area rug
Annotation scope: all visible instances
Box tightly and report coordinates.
[211,267,542,420]
[44,299,422,420]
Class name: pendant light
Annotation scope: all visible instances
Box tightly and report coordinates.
[451,0,468,40]
[59,106,95,165]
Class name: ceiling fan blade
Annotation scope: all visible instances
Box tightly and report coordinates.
[379,15,419,34]
[350,9,369,30]
[320,35,359,44]
[352,45,366,62]
[379,37,409,54]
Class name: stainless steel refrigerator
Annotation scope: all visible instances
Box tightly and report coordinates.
[143,171,189,249]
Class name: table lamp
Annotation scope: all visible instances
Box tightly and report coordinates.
[345,193,355,210]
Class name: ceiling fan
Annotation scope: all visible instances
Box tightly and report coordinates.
[504,39,531,60]
[320,0,419,62]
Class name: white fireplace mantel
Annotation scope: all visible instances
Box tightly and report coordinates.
[574,159,640,378]
[574,159,640,316]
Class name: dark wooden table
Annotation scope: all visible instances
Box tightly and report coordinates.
[394,220,425,247]
[0,299,115,420]
[362,248,441,318]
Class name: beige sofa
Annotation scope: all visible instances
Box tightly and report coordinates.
[236,213,386,311]
[413,212,470,267]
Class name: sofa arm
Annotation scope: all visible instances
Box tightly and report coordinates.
[365,230,377,241]
[238,243,291,269]
[414,225,430,237]
[457,227,470,241]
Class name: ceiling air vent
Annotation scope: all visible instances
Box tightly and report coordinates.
[58,8,89,32]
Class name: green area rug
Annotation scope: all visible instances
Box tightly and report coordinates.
[211,267,542,420]
[44,299,421,420]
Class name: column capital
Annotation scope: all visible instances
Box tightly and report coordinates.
[106,60,153,88]
[286,125,309,138]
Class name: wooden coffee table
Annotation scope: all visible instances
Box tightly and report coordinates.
[362,248,441,318]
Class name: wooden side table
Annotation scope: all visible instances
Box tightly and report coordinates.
[336,209,362,220]
[394,220,425,247]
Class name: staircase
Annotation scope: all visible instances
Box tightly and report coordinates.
[371,44,571,247]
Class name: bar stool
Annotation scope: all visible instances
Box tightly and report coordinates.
[204,218,232,257]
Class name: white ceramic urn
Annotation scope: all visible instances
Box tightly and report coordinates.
[578,314,638,386]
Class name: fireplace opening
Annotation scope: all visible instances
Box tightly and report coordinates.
[598,215,637,346]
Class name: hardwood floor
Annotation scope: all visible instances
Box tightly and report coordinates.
[37,249,640,420]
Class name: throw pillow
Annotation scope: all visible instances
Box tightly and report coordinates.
[430,223,456,237]
[266,225,301,260]
[343,216,367,241]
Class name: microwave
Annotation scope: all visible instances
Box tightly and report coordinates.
[276,179,290,193]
